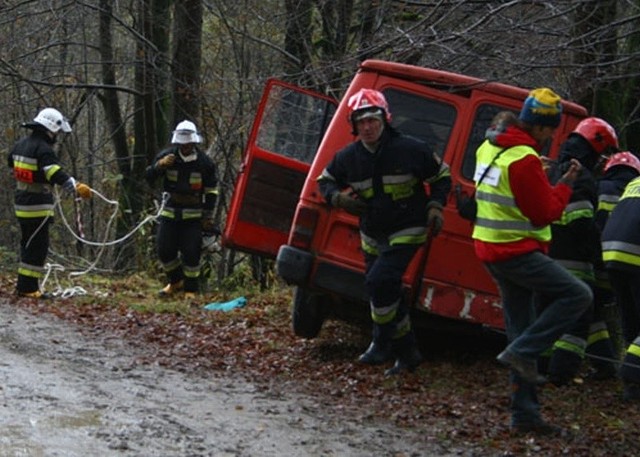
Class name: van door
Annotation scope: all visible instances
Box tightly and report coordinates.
[222,79,338,257]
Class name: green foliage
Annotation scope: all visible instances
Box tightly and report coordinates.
[60,253,280,315]
[0,245,16,272]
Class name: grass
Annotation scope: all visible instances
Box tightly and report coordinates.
[2,267,640,455]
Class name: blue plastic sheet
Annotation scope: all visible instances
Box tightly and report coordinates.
[203,296,247,312]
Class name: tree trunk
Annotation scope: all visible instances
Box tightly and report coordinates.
[172,0,203,125]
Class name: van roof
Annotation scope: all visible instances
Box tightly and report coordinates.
[360,59,587,116]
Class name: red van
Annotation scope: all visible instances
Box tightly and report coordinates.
[222,60,588,338]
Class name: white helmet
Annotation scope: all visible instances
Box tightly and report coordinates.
[171,120,202,144]
[33,108,72,133]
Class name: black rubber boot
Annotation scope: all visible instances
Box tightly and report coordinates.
[537,347,553,375]
[548,348,583,386]
[623,382,640,402]
[357,341,393,365]
[385,334,422,376]
[586,321,618,381]
[620,339,640,389]
[547,334,586,386]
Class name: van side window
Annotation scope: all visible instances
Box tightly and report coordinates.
[461,104,509,180]
[383,89,456,159]
[256,85,337,164]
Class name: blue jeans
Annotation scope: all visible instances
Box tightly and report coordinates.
[486,251,592,425]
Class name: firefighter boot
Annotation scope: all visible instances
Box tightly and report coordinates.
[159,280,184,297]
[623,382,640,403]
[586,321,618,381]
[538,347,553,376]
[385,333,422,376]
[357,341,393,365]
[17,290,52,300]
[620,337,640,401]
[547,335,586,386]
[358,322,394,365]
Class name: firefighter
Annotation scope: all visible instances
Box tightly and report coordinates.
[145,120,218,299]
[591,152,640,376]
[542,117,620,385]
[601,171,640,401]
[317,88,451,375]
[8,108,93,299]
[472,89,592,436]
[595,151,640,230]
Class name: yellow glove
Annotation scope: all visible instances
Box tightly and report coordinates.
[157,154,176,169]
[75,182,92,199]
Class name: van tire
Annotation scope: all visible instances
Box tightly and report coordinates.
[292,287,326,339]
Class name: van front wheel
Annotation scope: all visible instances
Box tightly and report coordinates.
[292,287,327,339]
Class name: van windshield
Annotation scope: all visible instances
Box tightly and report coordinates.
[384,88,456,159]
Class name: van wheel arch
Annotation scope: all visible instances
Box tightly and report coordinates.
[292,287,328,339]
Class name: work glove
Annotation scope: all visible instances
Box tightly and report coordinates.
[156,154,176,169]
[75,182,92,199]
[330,192,367,217]
[62,177,77,194]
[426,201,444,237]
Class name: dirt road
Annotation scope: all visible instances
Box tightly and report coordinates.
[0,303,453,457]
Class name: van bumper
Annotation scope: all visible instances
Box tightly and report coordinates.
[276,245,313,285]
[277,245,368,303]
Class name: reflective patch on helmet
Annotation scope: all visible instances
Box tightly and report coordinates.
[353,107,384,122]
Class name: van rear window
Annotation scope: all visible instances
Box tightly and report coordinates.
[384,88,456,159]
[256,85,336,164]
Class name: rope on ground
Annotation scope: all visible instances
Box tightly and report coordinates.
[41,188,168,295]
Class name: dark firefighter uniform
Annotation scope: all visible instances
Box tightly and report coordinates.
[596,163,640,231]
[318,126,451,372]
[602,176,640,400]
[543,134,617,384]
[8,128,75,295]
[145,146,218,294]
[594,163,637,296]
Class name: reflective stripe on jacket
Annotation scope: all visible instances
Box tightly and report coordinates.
[317,127,451,243]
[472,141,551,244]
[145,146,218,222]
[602,176,640,269]
[8,129,72,220]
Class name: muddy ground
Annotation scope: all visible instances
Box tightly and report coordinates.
[0,303,457,457]
[3,277,639,457]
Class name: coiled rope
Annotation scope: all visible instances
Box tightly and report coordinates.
[37,187,168,297]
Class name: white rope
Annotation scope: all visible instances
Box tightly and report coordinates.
[40,262,102,298]
[38,187,168,297]
[54,187,167,247]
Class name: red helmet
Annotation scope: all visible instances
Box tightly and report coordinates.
[347,89,392,123]
[572,117,619,154]
[604,151,640,174]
